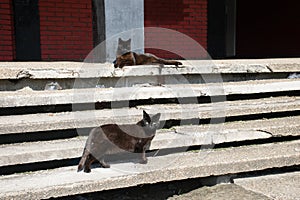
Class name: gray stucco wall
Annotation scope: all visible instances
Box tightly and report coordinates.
[104,0,144,62]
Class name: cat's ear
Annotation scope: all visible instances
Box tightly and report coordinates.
[143,110,151,123]
[127,38,131,42]
[118,38,122,42]
[151,113,161,122]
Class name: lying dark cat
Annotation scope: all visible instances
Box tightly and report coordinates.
[113,51,183,68]
[78,110,161,173]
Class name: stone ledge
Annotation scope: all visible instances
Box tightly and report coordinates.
[0,58,299,79]
[0,140,299,199]
[0,79,299,107]
[1,115,299,167]
[235,172,300,200]
[0,96,299,134]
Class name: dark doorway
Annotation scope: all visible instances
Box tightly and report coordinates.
[13,0,41,60]
[236,0,300,58]
[92,0,105,48]
[208,0,236,59]
[91,0,106,62]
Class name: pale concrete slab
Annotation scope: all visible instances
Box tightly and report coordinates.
[1,79,299,108]
[209,58,300,73]
[3,112,300,166]
[169,184,271,200]
[0,96,299,134]
[0,58,299,79]
[0,127,264,166]
[0,137,84,166]
[0,140,299,199]
[235,172,300,200]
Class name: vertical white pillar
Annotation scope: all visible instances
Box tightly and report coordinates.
[104,0,144,62]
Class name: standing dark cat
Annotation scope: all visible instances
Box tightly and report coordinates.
[116,38,131,56]
[78,110,161,173]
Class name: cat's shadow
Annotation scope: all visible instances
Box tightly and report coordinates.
[88,147,185,170]
[89,151,152,170]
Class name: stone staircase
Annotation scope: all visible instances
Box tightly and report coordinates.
[0,59,299,199]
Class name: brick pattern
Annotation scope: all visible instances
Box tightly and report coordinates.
[0,0,207,61]
[39,0,93,61]
[0,1,15,61]
[144,0,208,59]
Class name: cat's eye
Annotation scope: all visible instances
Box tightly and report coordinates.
[151,122,157,126]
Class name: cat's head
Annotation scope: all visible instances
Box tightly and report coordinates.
[113,52,134,68]
[137,110,161,131]
[118,38,131,48]
[116,38,131,56]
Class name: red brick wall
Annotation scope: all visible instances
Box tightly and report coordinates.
[144,0,208,59]
[1,0,207,61]
[0,1,15,61]
[39,0,93,61]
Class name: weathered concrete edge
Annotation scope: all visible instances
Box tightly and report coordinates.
[1,79,300,107]
[2,122,299,167]
[1,114,299,166]
[0,58,299,79]
[168,184,272,200]
[0,140,299,199]
[0,130,270,166]
[234,171,300,200]
[0,96,299,134]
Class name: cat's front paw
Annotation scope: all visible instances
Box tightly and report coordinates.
[101,163,110,168]
[84,168,91,173]
[100,161,110,168]
[175,61,182,66]
[140,158,148,164]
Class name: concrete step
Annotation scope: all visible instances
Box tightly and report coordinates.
[169,184,272,200]
[0,96,299,134]
[0,60,298,199]
[1,115,299,167]
[235,171,300,200]
[0,58,299,80]
[0,79,299,107]
[1,60,298,91]
[0,140,299,199]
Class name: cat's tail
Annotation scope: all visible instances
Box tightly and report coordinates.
[160,59,182,66]
[77,148,89,172]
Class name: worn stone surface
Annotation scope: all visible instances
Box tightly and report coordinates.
[169,184,271,200]
[0,125,265,166]
[2,114,299,167]
[0,95,299,134]
[0,58,299,79]
[0,59,299,200]
[235,172,300,200]
[0,140,299,199]
[1,79,299,108]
